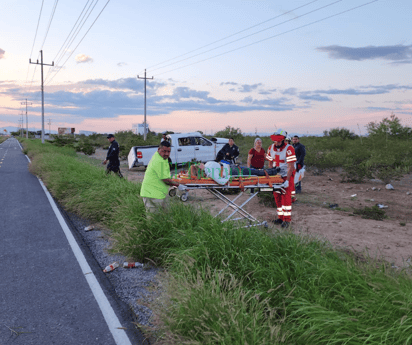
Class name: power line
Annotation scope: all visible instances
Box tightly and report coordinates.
[21,1,44,112]
[29,0,45,59]
[155,0,379,77]
[51,0,93,65]
[46,0,98,81]
[45,0,111,85]
[145,0,320,72]
[39,0,60,51]
[149,0,343,74]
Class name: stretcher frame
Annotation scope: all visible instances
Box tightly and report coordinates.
[170,177,287,228]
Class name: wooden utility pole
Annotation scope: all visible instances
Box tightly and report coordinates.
[21,99,32,139]
[29,50,54,143]
[137,69,153,141]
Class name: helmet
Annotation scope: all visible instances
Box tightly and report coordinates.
[270,128,287,142]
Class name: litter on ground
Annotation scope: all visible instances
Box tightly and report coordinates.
[103,262,119,273]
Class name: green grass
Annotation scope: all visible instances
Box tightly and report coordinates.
[22,138,412,345]
[353,205,388,221]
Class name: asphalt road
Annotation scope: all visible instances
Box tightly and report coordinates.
[0,138,140,345]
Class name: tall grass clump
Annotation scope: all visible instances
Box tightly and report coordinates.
[112,202,412,344]
[23,139,412,344]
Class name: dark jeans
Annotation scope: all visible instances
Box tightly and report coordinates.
[106,162,123,178]
[295,180,302,193]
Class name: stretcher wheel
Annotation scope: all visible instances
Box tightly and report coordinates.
[169,188,177,197]
[180,193,188,202]
[262,221,268,228]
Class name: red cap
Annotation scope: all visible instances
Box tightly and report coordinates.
[270,135,285,141]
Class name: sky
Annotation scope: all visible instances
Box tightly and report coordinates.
[1,0,412,136]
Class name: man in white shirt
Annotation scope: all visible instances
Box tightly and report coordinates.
[190,161,230,185]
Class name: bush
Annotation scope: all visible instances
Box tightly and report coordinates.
[323,127,357,140]
[214,126,243,140]
[367,113,412,139]
[353,205,388,221]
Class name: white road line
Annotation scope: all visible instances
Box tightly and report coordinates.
[23,146,132,345]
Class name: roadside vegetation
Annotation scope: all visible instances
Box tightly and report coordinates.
[0,136,7,144]
[21,115,412,344]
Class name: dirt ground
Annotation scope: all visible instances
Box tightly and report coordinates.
[92,149,412,268]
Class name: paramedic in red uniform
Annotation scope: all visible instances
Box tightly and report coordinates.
[266,129,296,228]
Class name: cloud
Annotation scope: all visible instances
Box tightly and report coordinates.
[80,78,166,91]
[282,88,297,95]
[75,54,94,63]
[7,77,410,125]
[315,84,412,96]
[220,82,238,86]
[298,93,332,102]
[12,78,297,120]
[290,85,412,101]
[117,62,127,67]
[0,48,5,59]
[239,83,262,93]
[316,44,412,63]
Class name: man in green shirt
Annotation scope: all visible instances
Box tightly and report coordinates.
[140,141,179,212]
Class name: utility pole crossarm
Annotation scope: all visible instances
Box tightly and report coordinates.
[137,69,154,141]
[29,50,54,143]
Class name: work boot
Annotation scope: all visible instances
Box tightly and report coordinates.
[281,221,290,229]
[272,219,283,225]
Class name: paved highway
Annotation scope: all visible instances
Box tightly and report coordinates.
[0,138,140,345]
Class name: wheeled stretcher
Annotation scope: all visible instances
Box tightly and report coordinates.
[169,173,289,228]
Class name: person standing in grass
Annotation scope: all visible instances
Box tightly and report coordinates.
[247,138,266,169]
[140,141,179,212]
[292,135,306,195]
[266,129,296,228]
[103,134,123,178]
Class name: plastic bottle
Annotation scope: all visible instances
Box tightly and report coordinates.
[123,262,143,269]
[103,262,119,272]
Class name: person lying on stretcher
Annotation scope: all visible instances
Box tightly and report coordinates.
[189,161,281,185]
[190,161,231,185]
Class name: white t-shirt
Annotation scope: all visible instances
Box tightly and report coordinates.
[204,161,230,185]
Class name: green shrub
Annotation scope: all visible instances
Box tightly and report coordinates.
[353,205,388,221]
[323,127,357,140]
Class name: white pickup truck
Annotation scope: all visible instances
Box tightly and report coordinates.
[127,132,229,169]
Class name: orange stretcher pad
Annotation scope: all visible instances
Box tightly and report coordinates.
[171,172,284,191]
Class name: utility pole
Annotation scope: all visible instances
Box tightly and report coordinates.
[19,115,24,137]
[137,69,153,141]
[48,118,52,137]
[21,99,32,139]
[29,50,54,143]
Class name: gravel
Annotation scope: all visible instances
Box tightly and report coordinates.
[57,205,160,327]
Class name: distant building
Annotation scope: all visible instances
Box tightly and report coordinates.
[79,130,97,136]
[132,123,149,135]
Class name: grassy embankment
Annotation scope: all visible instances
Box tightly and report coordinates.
[22,138,412,344]
[0,136,8,144]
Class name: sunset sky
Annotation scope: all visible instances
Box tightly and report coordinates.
[1,0,411,136]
